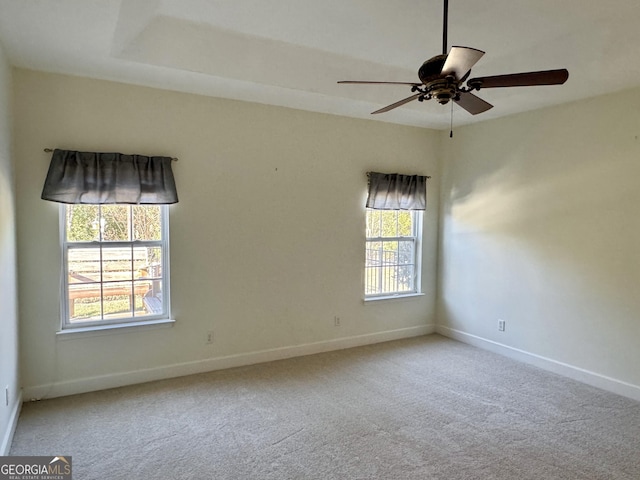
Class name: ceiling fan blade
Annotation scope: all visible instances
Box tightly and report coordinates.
[441,46,485,80]
[454,91,493,115]
[372,93,422,114]
[467,69,569,89]
[338,81,421,86]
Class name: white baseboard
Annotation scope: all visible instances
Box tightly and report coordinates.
[1,390,22,455]
[436,325,640,402]
[24,324,435,400]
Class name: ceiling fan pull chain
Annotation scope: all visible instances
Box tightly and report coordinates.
[449,100,454,138]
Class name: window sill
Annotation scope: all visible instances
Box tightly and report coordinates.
[56,318,175,339]
[364,293,425,304]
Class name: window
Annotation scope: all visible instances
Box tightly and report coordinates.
[365,208,422,298]
[61,204,170,329]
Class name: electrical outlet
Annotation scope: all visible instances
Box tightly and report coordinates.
[498,319,506,332]
[334,316,341,327]
[206,331,214,344]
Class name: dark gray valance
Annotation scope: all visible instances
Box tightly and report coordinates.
[41,149,178,204]
[366,171,428,210]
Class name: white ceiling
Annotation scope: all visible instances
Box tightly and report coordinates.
[1,0,640,129]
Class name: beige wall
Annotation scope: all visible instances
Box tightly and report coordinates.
[13,69,440,397]
[0,41,19,453]
[10,64,640,405]
[438,87,640,398]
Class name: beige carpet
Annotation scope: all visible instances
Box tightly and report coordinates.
[10,334,640,479]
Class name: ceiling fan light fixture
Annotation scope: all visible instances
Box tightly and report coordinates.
[426,77,458,105]
[435,91,454,104]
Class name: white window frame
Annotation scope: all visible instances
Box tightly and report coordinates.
[59,204,171,331]
[364,208,423,299]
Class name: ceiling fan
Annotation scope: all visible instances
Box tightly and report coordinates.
[338,0,569,116]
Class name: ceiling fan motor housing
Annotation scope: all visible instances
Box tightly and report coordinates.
[418,54,458,105]
[418,54,447,83]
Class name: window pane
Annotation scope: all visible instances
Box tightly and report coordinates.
[397,211,413,236]
[102,246,133,282]
[136,279,163,317]
[365,241,382,294]
[398,240,414,265]
[68,283,102,322]
[147,247,163,277]
[66,205,99,242]
[381,240,399,265]
[398,265,414,291]
[102,281,134,319]
[365,267,378,295]
[380,211,398,237]
[381,265,396,292]
[101,205,130,241]
[366,210,381,238]
[68,247,101,283]
[133,205,161,241]
[134,246,162,280]
[366,241,382,266]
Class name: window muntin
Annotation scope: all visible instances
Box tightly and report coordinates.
[62,204,169,328]
[365,209,421,297]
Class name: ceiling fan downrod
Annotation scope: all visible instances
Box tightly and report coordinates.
[442,0,448,55]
